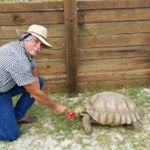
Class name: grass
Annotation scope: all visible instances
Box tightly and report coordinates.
[0,86,150,149]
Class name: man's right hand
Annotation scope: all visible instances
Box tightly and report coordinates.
[54,103,68,113]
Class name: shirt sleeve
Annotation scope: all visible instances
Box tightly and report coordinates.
[7,60,35,86]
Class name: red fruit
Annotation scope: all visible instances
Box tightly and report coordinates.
[67,112,76,119]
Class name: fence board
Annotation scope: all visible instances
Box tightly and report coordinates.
[36,50,65,62]
[37,61,66,75]
[78,78,150,90]
[78,0,150,10]
[79,46,150,60]
[78,21,150,36]
[79,69,150,82]
[0,12,64,26]
[78,8,150,23]
[0,38,65,49]
[0,25,64,39]
[0,2,63,12]
[43,82,66,93]
[78,33,150,48]
[78,57,150,73]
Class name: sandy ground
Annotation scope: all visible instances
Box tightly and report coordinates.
[1,124,150,150]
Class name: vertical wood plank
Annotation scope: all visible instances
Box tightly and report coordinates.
[64,0,78,96]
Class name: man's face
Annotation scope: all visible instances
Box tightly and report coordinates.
[25,35,44,57]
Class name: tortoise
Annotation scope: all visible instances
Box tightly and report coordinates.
[74,92,142,134]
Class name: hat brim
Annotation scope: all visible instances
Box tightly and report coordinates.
[16,29,53,48]
[29,32,53,48]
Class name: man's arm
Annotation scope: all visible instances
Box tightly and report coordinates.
[32,66,39,76]
[24,81,68,113]
[32,66,40,87]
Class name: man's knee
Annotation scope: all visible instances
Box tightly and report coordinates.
[0,126,20,141]
[7,130,20,141]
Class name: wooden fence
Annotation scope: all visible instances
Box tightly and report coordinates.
[0,0,150,95]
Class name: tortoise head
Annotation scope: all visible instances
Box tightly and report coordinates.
[74,106,86,116]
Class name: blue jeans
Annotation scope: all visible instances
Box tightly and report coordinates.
[0,76,44,141]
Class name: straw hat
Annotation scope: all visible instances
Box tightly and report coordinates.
[16,24,52,48]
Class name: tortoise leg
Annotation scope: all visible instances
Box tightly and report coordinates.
[82,114,93,134]
[132,122,143,132]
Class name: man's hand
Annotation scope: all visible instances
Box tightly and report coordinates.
[54,103,68,113]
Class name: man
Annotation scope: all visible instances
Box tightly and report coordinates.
[0,24,68,141]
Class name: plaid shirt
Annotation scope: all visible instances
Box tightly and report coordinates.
[0,40,36,92]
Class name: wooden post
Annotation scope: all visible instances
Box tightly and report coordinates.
[64,0,78,96]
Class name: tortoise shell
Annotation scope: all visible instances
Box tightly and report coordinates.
[84,92,140,125]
